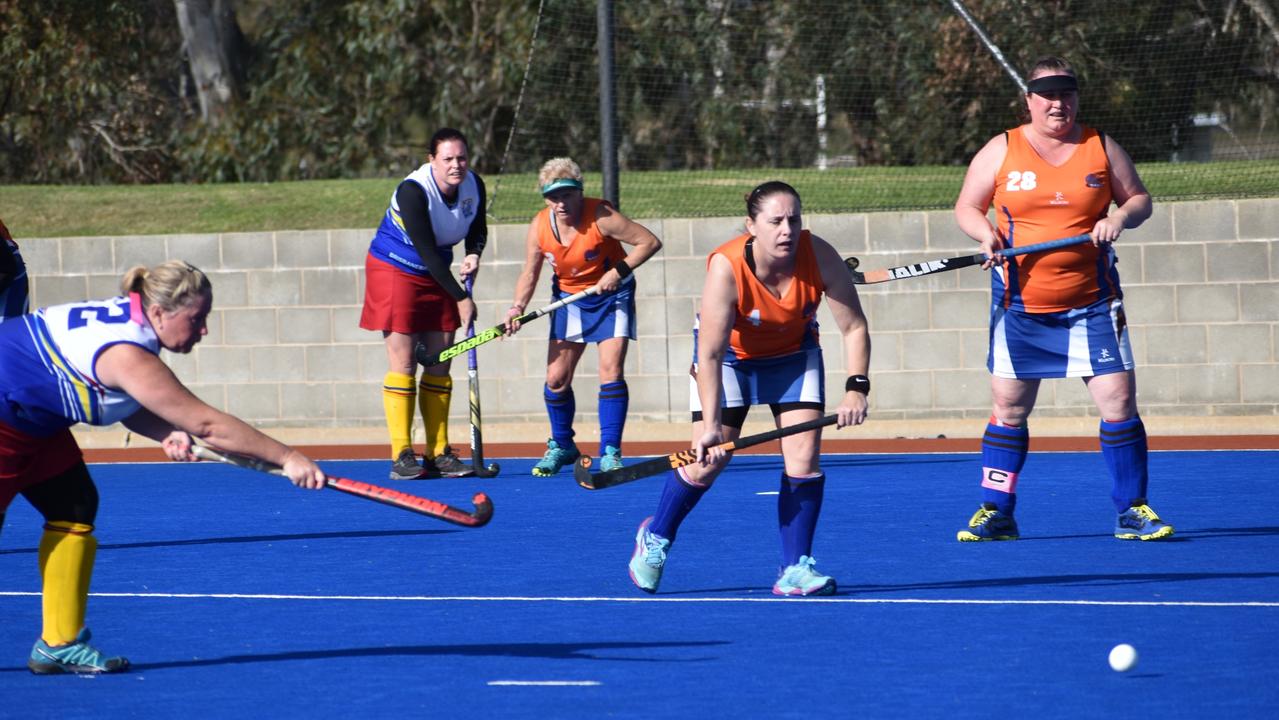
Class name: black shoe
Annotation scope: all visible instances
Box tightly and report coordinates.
[432,447,474,478]
[389,448,426,480]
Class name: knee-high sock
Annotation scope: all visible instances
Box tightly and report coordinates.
[1101,416,1149,512]
[419,375,453,458]
[39,521,96,646]
[778,473,825,566]
[543,384,576,447]
[598,380,629,450]
[649,469,708,540]
[382,371,416,459]
[981,419,1029,515]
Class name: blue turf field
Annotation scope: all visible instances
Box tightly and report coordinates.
[2,450,1278,718]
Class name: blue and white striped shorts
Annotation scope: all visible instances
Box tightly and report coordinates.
[690,346,826,412]
[548,283,636,344]
[989,296,1134,379]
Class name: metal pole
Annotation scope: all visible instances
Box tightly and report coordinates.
[597,0,619,207]
[946,0,1026,93]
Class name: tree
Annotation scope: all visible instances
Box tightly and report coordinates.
[172,0,245,125]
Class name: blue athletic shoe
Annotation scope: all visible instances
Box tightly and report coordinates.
[532,439,580,477]
[957,503,1020,541]
[29,628,129,674]
[600,445,623,473]
[773,556,836,596]
[628,516,670,594]
[1115,501,1174,540]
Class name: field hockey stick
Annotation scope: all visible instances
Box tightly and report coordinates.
[414,285,602,368]
[190,445,493,528]
[575,414,839,490]
[844,233,1092,284]
[464,276,500,477]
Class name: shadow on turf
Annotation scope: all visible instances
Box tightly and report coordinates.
[116,640,732,671]
[0,528,453,556]
[842,570,1279,594]
[728,455,967,471]
[1018,525,1279,542]
[659,569,1279,596]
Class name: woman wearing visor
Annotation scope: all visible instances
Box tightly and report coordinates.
[951,56,1170,543]
[504,158,661,476]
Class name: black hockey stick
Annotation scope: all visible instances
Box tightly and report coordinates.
[415,285,601,368]
[463,276,499,477]
[845,233,1091,284]
[575,414,839,490]
[191,445,493,527]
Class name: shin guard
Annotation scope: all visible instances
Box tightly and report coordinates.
[382,371,416,459]
[1101,416,1149,512]
[981,420,1028,515]
[419,374,453,457]
[38,521,96,646]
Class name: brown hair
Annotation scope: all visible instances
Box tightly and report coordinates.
[745,181,800,219]
[1028,55,1076,80]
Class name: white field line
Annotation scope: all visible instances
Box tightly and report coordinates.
[0,591,1275,608]
[487,680,602,687]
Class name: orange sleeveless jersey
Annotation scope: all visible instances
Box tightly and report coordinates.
[533,198,627,293]
[712,230,825,361]
[994,125,1115,312]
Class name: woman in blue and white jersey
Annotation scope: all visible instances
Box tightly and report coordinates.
[0,218,29,322]
[0,260,326,675]
[359,127,489,481]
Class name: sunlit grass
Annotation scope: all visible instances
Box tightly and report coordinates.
[2,160,1275,237]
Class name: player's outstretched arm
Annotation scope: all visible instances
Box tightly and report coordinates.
[99,344,325,489]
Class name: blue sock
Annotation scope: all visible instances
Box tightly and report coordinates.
[778,473,825,566]
[543,384,576,447]
[1100,416,1148,512]
[649,470,707,541]
[980,421,1028,515]
[598,380,628,450]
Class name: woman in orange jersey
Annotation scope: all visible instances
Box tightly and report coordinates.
[505,157,661,476]
[953,56,1171,543]
[627,181,871,596]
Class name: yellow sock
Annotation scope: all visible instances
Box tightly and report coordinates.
[382,371,416,459]
[419,374,453,458]
[38,521,96,646]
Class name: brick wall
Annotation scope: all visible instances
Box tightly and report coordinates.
[25,199,1278,438]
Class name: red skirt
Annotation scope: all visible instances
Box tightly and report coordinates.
[0,421,83,511]
[359,255,461,334]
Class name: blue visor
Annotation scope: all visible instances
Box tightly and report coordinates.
[541,178,584,196]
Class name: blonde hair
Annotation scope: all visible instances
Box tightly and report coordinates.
[120,260,212,313]
[537,157,583,191]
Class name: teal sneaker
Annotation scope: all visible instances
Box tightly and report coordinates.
[773,555,836,596]
[957,503,1020,541]
[1115,500,1174,540]
[600,445,623,472]
[29,628,129,674]
[532,439,580,477]
[628,516,670,594]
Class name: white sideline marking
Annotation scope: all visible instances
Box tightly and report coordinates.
[1,591,1275,608]
[756,491,779,495]
[488,680,602,687]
